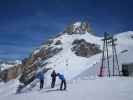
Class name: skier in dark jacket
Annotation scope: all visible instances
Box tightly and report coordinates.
[36,71,44,89]
[51,70,57,88]
[57,73,67,90]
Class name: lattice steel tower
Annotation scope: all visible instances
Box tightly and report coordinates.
[99,32,121,77]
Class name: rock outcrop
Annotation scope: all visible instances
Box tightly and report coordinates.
[0,64,22,82]
[72,39,101,57]
[64,21,93,35]
[19,38,63,84]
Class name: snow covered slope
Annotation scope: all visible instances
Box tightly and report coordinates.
[116,31,133,64]
[38,30,133,80]
[75,31,133,78]
[43,32,102,80]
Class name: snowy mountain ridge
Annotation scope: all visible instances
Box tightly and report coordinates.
[33,30,133,79]
[0,22,133,100]
[0,60,21,71]
[19,22,133,84]
[30,31,102,80]
[0,22,133,83]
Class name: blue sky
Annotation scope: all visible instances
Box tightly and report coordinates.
[0,0,133,60]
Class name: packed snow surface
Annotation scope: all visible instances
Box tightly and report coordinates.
[0,77,133,100]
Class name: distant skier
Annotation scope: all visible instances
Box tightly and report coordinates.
[57,73,67,90]
[36,71,44,89]
[51,70,57,88]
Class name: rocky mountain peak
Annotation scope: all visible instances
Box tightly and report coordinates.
[64,21,93,35]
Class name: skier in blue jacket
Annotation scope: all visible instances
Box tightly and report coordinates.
[36,71,44,89]
[57,73,67,90]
